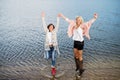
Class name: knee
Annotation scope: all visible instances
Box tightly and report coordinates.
[78,54,83,61]
[75,55,79,59]
[79,56,83,61]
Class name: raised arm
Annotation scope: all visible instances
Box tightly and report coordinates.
[55,14,60,32]
[82,13,98,39]
[85,13,98,28]
[58,13,76,37]
[58,13,72,23]
[41,12,47,32]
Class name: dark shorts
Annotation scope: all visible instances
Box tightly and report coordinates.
[74,40,84,50]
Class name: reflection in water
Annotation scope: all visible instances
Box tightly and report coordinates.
[0,0,120,80]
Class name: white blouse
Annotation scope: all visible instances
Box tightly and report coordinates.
[47,32,53,45]
[73,27,84,42]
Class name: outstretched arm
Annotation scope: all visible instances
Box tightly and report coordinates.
[58,13,75,37]
[86,13,98,27]
[41,12,47,32]
[58,13,71,23]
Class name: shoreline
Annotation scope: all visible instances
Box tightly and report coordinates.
[0,62,119,80]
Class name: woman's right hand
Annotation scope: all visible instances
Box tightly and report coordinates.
[41,12,45,17]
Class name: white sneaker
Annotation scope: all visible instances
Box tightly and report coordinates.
[77,75,81,78]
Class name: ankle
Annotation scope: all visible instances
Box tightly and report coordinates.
[51,65,55,68]
[76,68,79,71]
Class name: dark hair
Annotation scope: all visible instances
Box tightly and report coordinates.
[47,23,55,30]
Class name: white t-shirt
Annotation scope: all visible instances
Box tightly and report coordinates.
[47,32,53,44]
[73,27,84,42]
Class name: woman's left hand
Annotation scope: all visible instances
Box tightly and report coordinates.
[58,13,62,17]
[94,13,98,19]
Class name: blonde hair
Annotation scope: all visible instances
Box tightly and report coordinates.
[76,16,84,24]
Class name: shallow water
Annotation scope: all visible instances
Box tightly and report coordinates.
[0,0,120,80]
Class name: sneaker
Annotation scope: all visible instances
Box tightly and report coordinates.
[77,75,81,78]
[51,68,56,76]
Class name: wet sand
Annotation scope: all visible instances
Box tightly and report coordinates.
[0,53,120,80]
[0,65,120,80]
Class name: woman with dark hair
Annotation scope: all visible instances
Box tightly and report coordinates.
[59,13,98,77]
[41,12,60,76]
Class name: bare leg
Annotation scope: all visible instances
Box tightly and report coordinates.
[74,48,79,59]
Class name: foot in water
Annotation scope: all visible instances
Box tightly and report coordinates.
[78,69,85,77]
[76,69,85,78]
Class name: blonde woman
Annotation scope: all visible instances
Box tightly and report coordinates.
[59,13,98,76]
[41,12,60,76]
